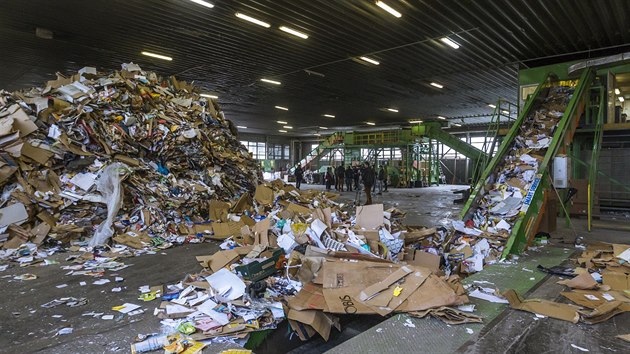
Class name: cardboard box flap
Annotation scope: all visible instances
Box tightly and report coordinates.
[503,289,580,323]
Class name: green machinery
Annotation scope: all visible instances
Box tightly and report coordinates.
[292,124,489,187]
[461,68,594,258]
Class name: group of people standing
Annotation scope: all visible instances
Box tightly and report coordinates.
[293,162,388,205]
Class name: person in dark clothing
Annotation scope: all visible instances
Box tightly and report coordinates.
[345,166,353,192]
[353,166,360,191]
[361,162,375,205]
[294,165,303,190]
[383,164,388,191]
[325,167,333,191]
[377,165,385,195]
[335,164,345,191]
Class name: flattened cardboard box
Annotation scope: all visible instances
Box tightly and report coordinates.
[321,260,401,314]
[503,289,580,323]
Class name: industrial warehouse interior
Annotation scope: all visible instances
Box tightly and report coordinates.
[2,1,630,353]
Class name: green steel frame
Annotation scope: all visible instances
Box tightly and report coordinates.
[461,69,593,258]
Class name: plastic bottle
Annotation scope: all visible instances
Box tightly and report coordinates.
[130,335,169,354]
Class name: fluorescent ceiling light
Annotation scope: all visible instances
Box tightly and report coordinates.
[141,51,172,61]
[387,108,399,113]
[430,82,444,89]
[488,104,496,108]
[260,78,281,85]
[437,116,446,120]
[409,120,423,124]
[277,120,288,124]
[376,1,402,18]
[452,123,462,127]
[615,88,621,95]
[323,114,336,118]
[366,122,376,126]
[279,26,309,39]
[619,96,625,102]
[314,133,321,136]
[200,93,218,99]
[235,12,270,28]
[359,56,380,65]
[236,125,247,129]
[319,126,328,130]
[189,0,214,8]
[501,110,510,115]
[274,105,289,111]
[440,37,460,49]
[283,125,293,129]
[279,129,287,133]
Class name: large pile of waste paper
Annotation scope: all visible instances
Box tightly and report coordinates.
[0,63,261,250]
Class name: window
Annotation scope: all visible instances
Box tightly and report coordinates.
[267,143,290,159]
[240,140,266,160]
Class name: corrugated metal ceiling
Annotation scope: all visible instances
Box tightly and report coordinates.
[1,0,629,135]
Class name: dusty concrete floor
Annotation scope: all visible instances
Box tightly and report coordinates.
[1,183,628,353]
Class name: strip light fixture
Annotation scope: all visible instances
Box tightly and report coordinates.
[359,56,380,65]
[366,122,376,126]
[200,94,218,99]
[279,26,309,39]
[440,37,460,49]
[319,126,328,130]
[488,104,496,108]
[387,108,399,113]
[409,120,423,124]
[260,78,281,85]
[619,96,625,102]
[274,105,289,111]
[235,12,270,28]
[189,0,214,8]
[283,125,293,129]
[141,51,172,61]
[502,110,510,115]
[430,82,444,89]
[615,88,621,95]
[376,1,402,18]
[236,125,247,129]
[437,116,446,120]
[278,129,287,133]
[323,114,336,118]
[277,120,288,124]
[452,123,462,127]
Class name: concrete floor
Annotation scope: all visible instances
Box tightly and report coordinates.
[1,183,628,353]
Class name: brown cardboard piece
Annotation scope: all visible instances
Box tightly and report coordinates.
[602,271,630,291]
[503,289,580,323]
[211,221,245,239]
[361,266,431,316]
[355,204,384,230]
[287,282,328,311]
[287,309,339,342]
[321,260,401,314]
[557,272,598,290]
[254,185,274,205]
[209,200,230,222]
[410,306,483,325]
[253,218,272,246]
[196,249,239,272]
[21,143,53,165]
[397,274,464,312]
[617,334,630,343]
[113,231,152,249]
[193,223,213,235]
[287,203,312,215]
[403,227,437,243]
[409,250,441,272]
[579,301,630,324]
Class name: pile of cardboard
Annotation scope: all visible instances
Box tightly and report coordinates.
[458,83,577,264]
[141,179,482,345]
[504,242,630,325]
[0,63,261,252]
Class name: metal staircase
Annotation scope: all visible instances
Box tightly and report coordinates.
[289,132,344,174]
